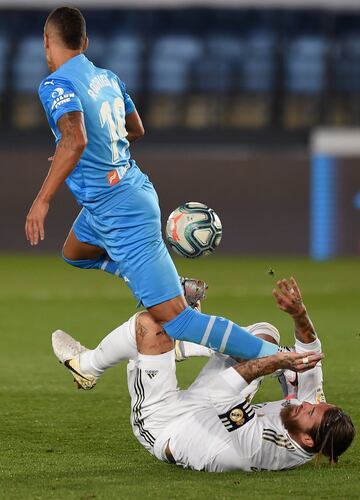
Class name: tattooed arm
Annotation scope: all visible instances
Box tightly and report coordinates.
[272,277,317,344]
[25,111,87,246]
[234,351,324,384]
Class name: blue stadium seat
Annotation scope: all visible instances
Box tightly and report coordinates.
[194,60,232,92]
[333,35,360,92]
[0,36,9,93]
[284,36,327,94]
[13,37,48,93]
[152,35,203,60]
[196,35,243,92]
[149,35,203,93]
[207,35,243,61]
[242,31,277,92]
[104,35,144,93]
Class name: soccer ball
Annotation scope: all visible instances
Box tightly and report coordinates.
[166,202,222,258]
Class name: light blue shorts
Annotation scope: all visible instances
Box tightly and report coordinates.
[72,178,182,307]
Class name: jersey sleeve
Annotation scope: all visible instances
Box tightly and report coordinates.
[38,77,83,125]
[295,338,326,404]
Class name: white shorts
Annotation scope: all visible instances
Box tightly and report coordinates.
[127,350,184,454]
[126,345,246,463]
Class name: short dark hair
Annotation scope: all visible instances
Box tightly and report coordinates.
[310,406,355,463]
[46,7,86,50]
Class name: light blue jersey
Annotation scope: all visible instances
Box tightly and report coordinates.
[38,53,182,307]
[38,54,145,206]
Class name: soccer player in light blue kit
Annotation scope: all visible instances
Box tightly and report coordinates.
[25,7,279,360]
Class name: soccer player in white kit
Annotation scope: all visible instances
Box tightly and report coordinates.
[52,278,355,471]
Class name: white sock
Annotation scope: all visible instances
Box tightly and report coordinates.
[180,341,212,358]
[79,315,138,377]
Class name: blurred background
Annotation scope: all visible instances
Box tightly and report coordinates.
[1,0,360,258]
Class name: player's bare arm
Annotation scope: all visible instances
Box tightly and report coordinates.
[272,277,317,344]
[25,111,87,246]
[125,110,144,143]
[234,351,324,384]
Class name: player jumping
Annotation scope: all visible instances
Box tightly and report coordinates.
[27,6,281,360]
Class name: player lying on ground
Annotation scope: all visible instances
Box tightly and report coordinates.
[52,278,355,471]
[25,6,281,361]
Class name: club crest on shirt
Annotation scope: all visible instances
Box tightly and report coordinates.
[219,401,255,432]
[229,408,245,426]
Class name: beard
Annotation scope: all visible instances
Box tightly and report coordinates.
[280,405,302,436]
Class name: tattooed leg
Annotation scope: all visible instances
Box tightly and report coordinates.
[135,312,174,355]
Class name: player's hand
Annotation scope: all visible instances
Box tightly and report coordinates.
[272,277,306,318]
[25,198,49,246]
[278,351,324,373]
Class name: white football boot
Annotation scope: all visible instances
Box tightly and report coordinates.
[52,329,98,390]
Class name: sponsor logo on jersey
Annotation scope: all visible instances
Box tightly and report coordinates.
[145,370,158,379]
[107,169,120,186]
[51,87,65,98]
[51,91,76,111]
[44,80,54,86]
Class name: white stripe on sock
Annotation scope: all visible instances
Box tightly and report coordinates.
[201,315,216,346]
[101,258,109,271]
[219,321,233,353]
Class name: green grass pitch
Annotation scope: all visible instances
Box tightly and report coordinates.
[1,255,359,499]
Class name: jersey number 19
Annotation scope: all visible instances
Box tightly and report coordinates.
[99,97,128,164]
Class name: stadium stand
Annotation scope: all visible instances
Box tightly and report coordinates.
[1,8,360,133]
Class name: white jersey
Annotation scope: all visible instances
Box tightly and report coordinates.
[127,331,324,473]
[155,398,314,472]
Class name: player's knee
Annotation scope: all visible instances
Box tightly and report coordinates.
[61,250,92,269]
[148,295,187,324]
[62,250,78,267]
[135,312,174,354]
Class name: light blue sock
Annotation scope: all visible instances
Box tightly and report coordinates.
[163,307,278,359]
[62,253,122,277]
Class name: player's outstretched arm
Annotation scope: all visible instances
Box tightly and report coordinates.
[272,277,317,344]
[125,110,144,143]
[234,351,324,384]
[25,111,87,246]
